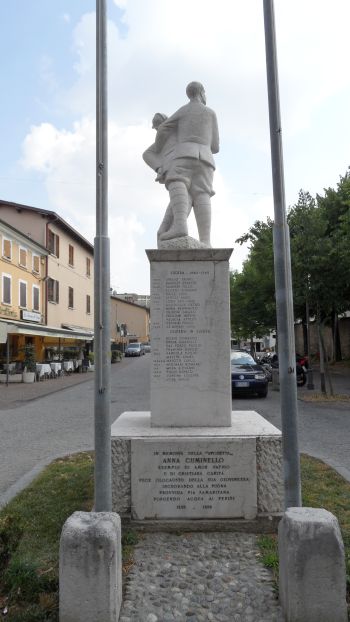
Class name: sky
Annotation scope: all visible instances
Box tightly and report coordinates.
[1,1,350,294]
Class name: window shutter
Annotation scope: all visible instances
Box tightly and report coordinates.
[20,282,27,308]
[33,287,40,311]
[3,276,11,304]
[3,239,11,259]
[33,255,40,273]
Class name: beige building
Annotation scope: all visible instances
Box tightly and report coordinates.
[110,295,150,349]
[0,201,94,360]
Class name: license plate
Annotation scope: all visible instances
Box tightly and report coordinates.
[235,381,249,387]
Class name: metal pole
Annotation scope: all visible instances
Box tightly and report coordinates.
[263,0,301,508]
[6,335,9,387]
[94,0,112,511]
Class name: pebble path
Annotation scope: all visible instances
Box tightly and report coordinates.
[119,532,283,622]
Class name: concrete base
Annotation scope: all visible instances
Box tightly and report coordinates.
[111,411,283,525]
[59,512,122,622]
[278,507,347,622]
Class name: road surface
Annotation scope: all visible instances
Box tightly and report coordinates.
[0,355,349,506]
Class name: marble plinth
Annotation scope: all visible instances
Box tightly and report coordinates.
[146,248,233,427]
[111,411,283,525]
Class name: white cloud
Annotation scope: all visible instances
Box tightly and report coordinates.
[19,0,350,291]
[63,13,71,24]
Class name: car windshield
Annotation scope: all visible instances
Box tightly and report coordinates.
[128,344,140,349]
[231,352,256,365]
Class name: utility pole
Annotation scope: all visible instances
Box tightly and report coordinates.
[94,0,112,511]
[263,0,302,508]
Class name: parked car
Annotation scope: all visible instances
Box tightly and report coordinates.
[141,342,151,353]
[125,343,145,357]
[231,350,269,398]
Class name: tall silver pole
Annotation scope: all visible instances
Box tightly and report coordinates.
[94,0,112,511]
[263,0,301,508]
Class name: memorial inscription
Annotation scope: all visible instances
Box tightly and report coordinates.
[149,254,232,427]
[131,439,257,519]
[152,266,213,385]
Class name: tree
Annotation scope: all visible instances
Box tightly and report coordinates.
[231,219,276,343]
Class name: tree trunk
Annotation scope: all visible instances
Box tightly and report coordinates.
[317,321,327,395]
[319,322,334,396]
[332,309,342,362]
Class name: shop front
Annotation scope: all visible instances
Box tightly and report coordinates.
[0,319,94,376]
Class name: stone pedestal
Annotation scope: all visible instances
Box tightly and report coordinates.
[111,248,284,527]
[111,411,283,526]
[146,249,232,427]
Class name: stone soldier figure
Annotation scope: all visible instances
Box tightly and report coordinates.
[152,81,219,247]
[143,112,192,244]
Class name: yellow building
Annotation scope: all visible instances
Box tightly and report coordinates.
[110,295,150,350]
[0,218,48,363]
[0,201,94,362]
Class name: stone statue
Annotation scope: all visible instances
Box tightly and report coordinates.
[143,82,219,248]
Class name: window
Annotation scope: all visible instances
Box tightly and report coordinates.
[2,274,11,304]
[32,254,40,274]
[68,244,74,266]
[48,229,60,257]
[68,286,74,309]
[48,278,59,303]
[2,238,12,260]
[19,247,27,268]
[33,285,40,312]
[86,257,91,277]
[19,281,27,308]
[86,294,91,314]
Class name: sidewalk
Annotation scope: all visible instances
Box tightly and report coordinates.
[0,369,94,410]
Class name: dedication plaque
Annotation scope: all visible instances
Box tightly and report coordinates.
[131,439,257,520]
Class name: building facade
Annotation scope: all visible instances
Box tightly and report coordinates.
[0,201,94,360]
[110,295,150,350]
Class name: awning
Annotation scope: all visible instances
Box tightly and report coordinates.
[0,319,94,342]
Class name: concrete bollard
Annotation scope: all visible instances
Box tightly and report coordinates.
[59,511,122,622]
[278,507,347,622]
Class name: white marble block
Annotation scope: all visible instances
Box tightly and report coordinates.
[111,411,284,522]
[146,248,233,427]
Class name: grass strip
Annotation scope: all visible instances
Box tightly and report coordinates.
[0,452,139,621]
[258,453,350,610]
[0,451,348,619]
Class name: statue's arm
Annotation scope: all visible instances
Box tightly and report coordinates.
[143,143,161,171]
[154,113,179,152]
[211,112,220,154]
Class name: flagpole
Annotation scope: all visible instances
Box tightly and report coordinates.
[94,0,112,511]
[263,0,301,508]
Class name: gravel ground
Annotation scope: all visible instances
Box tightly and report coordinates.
[120,532,283,622]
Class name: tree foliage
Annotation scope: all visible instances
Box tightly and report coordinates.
[230,169,350,357]
[231,218,276,340]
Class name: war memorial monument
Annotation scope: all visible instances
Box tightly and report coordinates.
[111,82,283,525]
[60,82,347,622]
